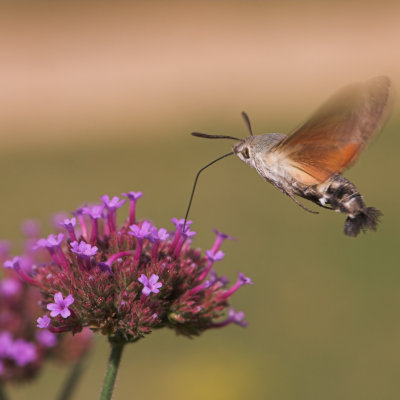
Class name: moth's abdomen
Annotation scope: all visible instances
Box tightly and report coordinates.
[324,175,365,216]
[307,174,382,237]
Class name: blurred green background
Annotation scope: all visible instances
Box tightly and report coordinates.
[1,1,400,399]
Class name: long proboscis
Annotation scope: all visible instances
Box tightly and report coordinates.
[191,132,241,141]
[183,152,234,231]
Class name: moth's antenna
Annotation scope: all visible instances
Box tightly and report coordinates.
[241,111,253,136]
[191,132,241,141]
[183,152,234,230]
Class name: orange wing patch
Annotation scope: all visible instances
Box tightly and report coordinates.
[287,142,361,185]
[273,76,392,185]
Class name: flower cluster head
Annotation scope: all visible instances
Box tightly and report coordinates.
[0,236,92,383]
[6,191,252,344]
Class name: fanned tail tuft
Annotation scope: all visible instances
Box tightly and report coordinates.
[344,207,383,237]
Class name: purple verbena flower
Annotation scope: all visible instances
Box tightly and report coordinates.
[47,292,74,318]
[205,249,225,262]
[138,274,162,296]
[129,221,153,239]
[34,233,64,249]
[211,229,235,253]
[198,249,225,282]
[3,255,41,287]
[209,270,229,286]
[0,277,22,297]
[222,272,253,299]
[10,339,37,367]
[3,256,21,270]
[238,272,253,285]
[182,228,196,238]
[228,308,248,327]
[70,241,98,257]
[122,191,143,224]
[212,307,248,328]
[72,206,89,240]
[37,315,51,329]
[0,332,13,358]
[82,204,106,243]
[34,238,48,250]
[101,195,126,210]
[151,227,169,242]
[122,191,143,201]
[82,205,105,220]
[60,217,76,228]
[129,221,154,262]
[36,330,57,348]
[171,218,192,230]
[46,233,64,247]
[101,195,126,234]
[60,217,78,241]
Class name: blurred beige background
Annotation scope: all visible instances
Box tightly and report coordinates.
[1,1,400,399]
[1,0,400,148]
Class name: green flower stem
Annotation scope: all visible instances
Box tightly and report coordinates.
[0,384,7,400]
[57,351,88,400]
[99,342,125,400]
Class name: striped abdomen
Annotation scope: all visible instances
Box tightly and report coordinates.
[303,174,382,237]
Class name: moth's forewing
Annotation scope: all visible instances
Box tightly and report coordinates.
[274,76,393,184]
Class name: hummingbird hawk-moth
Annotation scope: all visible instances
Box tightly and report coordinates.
[189,76,393,237]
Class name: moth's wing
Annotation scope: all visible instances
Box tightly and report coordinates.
[274,76,393,185]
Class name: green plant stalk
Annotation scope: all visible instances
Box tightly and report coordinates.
[99,342,125,400]
[0,384,7,400]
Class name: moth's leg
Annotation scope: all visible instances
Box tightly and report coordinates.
[285,191,319,214]
[268,180,319,214]
[314,203,334,211]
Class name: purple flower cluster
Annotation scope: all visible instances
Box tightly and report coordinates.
[0,332,37,368]
[5,191,251,344]
[0,231,92,382]
[0,270,50,381]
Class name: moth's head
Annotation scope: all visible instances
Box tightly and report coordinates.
[234,134,287,167]
[191,111,257,167]
[233,137,255,167]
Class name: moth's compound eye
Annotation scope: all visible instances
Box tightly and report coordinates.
[241,147,250,159]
